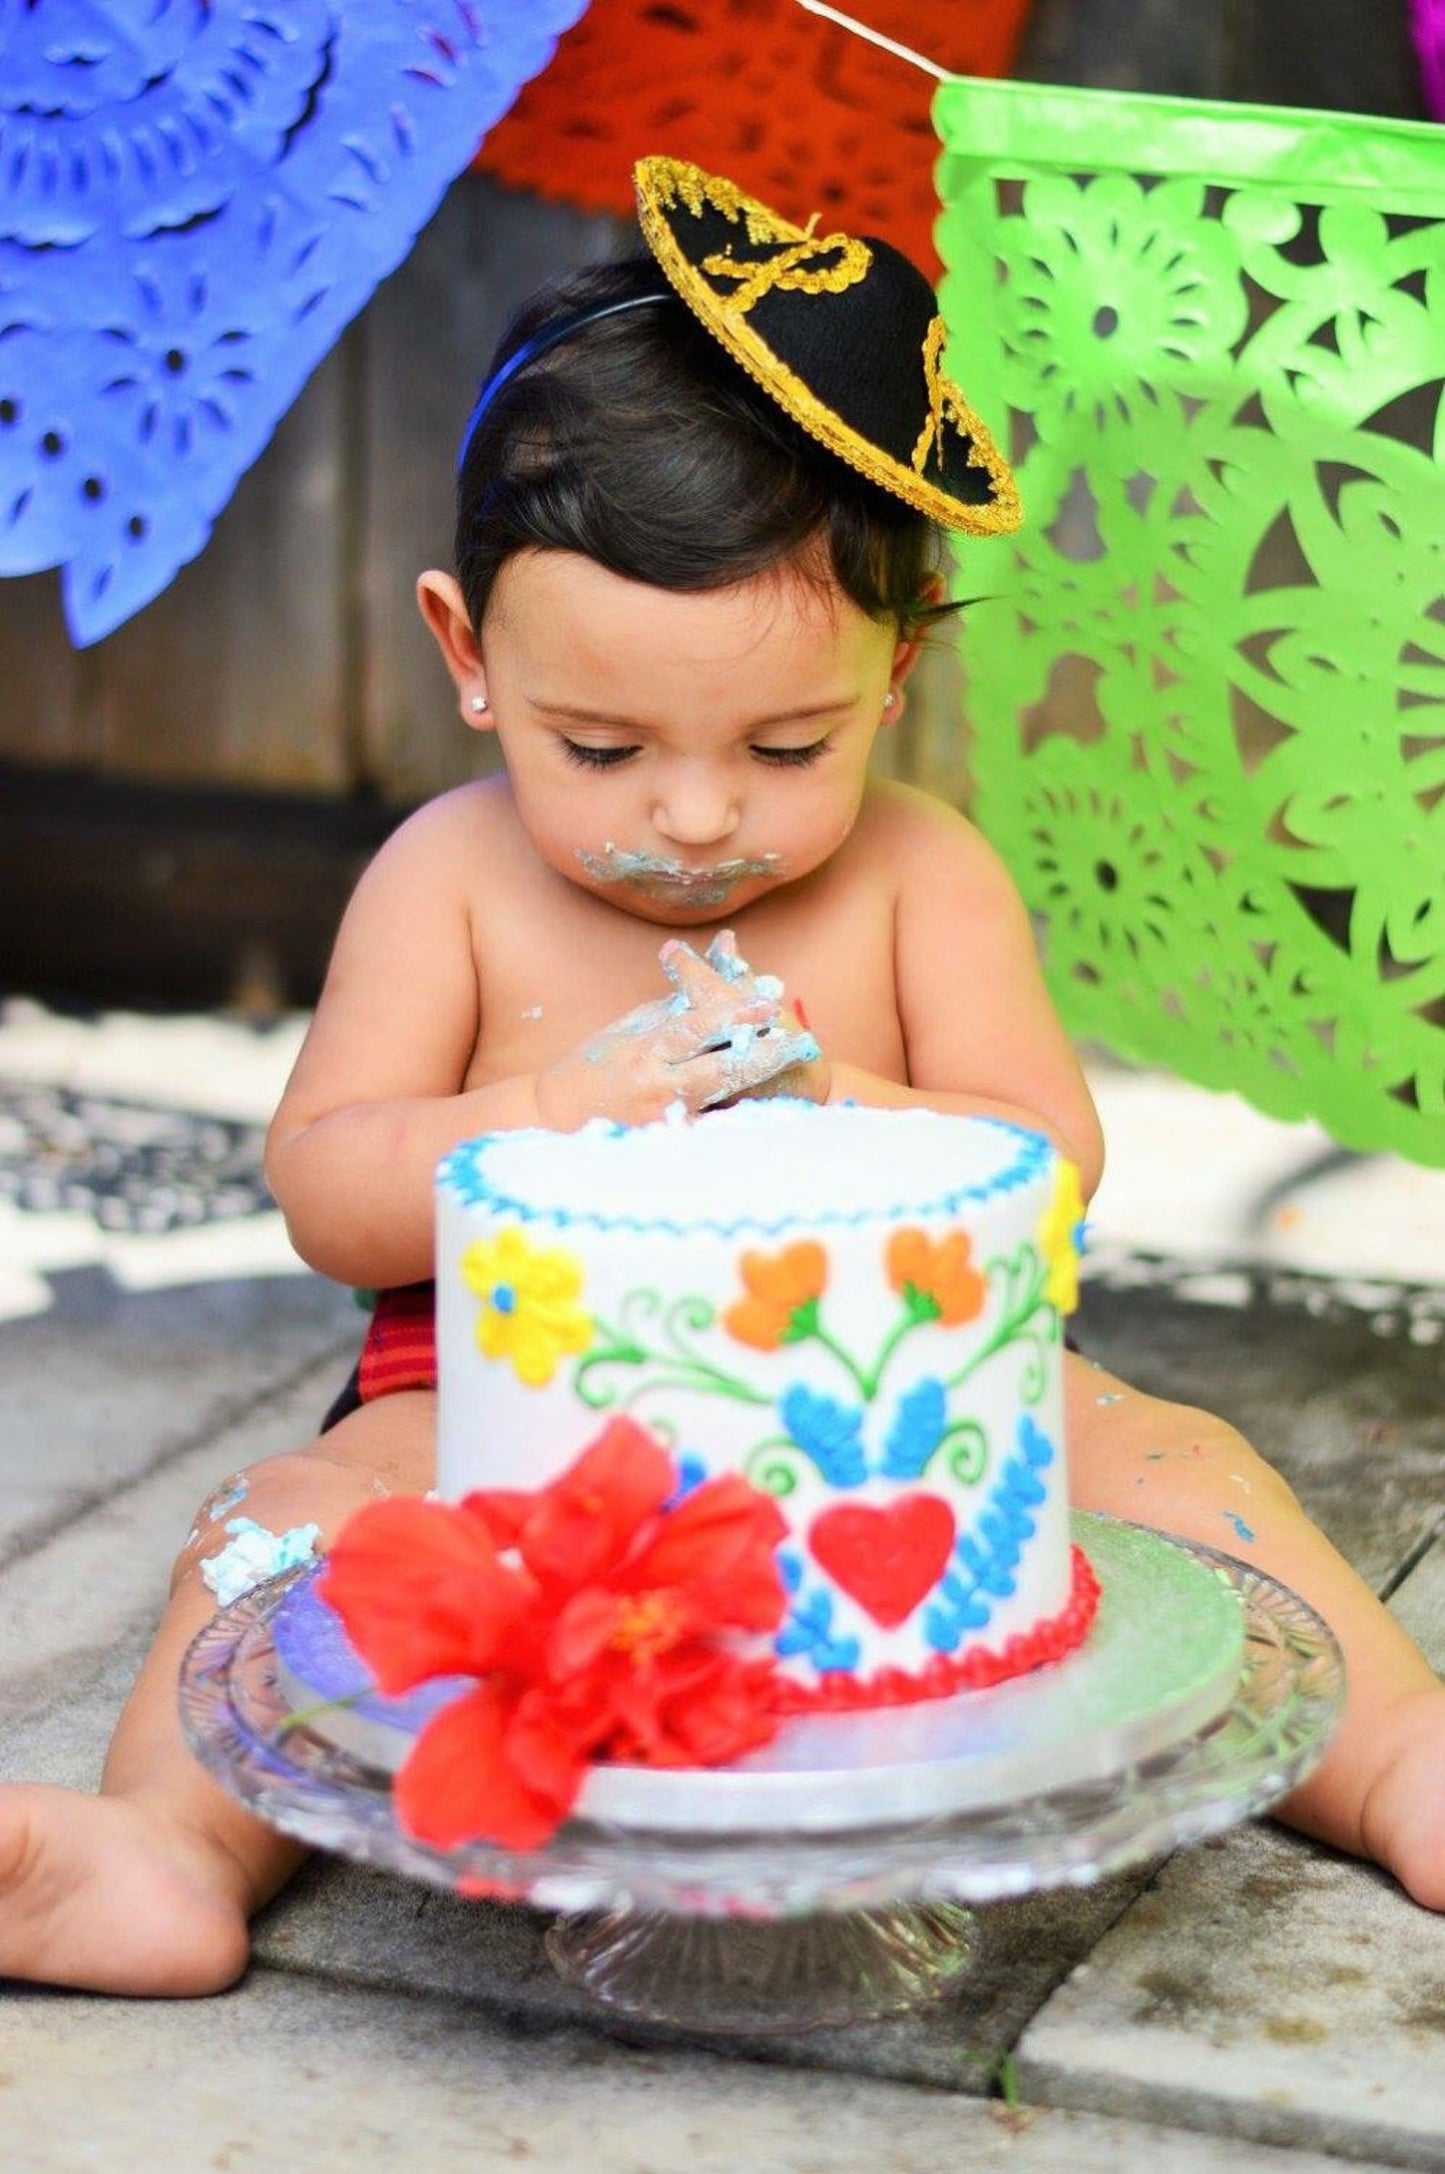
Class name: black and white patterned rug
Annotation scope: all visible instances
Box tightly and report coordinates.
[0,998,309,1320]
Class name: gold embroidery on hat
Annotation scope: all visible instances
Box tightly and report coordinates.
[701,232,871,315]
[912,316,977,479]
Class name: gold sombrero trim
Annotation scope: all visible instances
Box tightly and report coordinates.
[635,157,1022,538]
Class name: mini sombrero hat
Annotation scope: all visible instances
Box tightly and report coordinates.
[634,154,1021,536]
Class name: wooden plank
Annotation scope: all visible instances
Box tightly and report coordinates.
[1019,0,1425,113]
[0,573,90,768]
[84,346,351,795]
[1224,0,1425,118]
[0,761,395,1011]
[1018,0,1230,97]
[358,174,627,806]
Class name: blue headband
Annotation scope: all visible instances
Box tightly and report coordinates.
[455,288,671,474]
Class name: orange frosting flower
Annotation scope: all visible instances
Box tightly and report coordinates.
[886,1228,986,1325]
[723,1241,828,1350]
[321,1417,788,1852]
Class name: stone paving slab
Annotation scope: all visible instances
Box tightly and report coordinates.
[252,1856,1150,2095]
[1016,1544,1445,2173]
[1076,1273,1444,1593]
[0,1970,1410,2174]
[0,1348,352,1747]
[0,1268,356,1566]
[1017,1822,1445,2173]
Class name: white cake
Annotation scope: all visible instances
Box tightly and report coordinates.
[435,1100,1096,1710]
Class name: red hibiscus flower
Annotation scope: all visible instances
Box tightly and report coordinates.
[320,1417,789,1853]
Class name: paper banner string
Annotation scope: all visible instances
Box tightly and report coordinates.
[473,0,1036,281]
[793,0,947,79]
[936,78,1445,1165]
[0,0,589,646]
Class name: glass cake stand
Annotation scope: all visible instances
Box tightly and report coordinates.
[179,1517,1343,2034]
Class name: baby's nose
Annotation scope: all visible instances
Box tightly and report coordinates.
[652,764,740,847]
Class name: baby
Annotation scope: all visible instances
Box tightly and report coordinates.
[2,157,1441,1995]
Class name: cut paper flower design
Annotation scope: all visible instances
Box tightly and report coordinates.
[993,174,1246,451]
[461,1226,592,1387]
[321,1417,788,1851]
[939,79,1445,1161]
[0,0,589,643]
[1013,738,1209,995]
[473,0,1038,281]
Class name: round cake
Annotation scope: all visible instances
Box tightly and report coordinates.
[435,1100,1095,1710]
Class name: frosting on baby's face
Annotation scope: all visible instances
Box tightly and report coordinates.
[474,550,906,927]
[576,843,784,910]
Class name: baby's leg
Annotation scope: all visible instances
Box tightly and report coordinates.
[1066,1353,1445,1910]
[0,1388,435,1994]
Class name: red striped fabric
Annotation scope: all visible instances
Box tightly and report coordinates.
[357,1283,438,1401]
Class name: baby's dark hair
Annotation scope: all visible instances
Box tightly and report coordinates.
[455,255,955,635]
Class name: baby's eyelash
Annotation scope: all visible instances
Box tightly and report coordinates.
[562,741,638,769]
[752,739,829,767]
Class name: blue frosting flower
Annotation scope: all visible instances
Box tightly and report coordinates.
[779,1384,867,1487]
[881,1376,947,1479]
[663,1451,710,1508]
[775,1586,862,1673]
[923,1416,1060,1652]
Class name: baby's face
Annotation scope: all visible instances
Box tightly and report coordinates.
[477,549,904,926]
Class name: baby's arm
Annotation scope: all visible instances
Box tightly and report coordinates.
[829,790,1105,1193]
[265,794,543,1288]
[266,805,809,1288]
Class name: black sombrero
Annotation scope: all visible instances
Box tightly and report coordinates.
[633,155,1021,536]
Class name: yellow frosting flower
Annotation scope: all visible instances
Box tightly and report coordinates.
[1038,1162,1086,1315]
[461,1226,592,1386]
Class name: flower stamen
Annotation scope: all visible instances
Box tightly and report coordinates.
[609,1591,688,1666]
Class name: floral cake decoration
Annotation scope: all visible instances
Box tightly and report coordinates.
[320,1418,788,1851]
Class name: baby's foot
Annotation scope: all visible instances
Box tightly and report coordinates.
[1358,1684,1445,1912]
[0,1782,251,1993]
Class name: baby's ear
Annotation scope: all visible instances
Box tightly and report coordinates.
[889,572,948,695]
[416,573,493,730]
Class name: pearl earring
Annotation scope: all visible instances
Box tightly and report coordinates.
[883,689,899,715]
[468,693,489,715]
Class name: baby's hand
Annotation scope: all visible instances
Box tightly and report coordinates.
[534,938,819,1129]
[699,933,832,1109]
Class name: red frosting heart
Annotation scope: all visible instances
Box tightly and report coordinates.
[808,1496,957,1629]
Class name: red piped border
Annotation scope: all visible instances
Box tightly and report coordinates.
[770,1544,1102,1715]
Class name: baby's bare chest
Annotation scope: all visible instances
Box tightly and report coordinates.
[462,870,906,1089]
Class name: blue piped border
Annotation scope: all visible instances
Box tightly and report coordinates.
[438,1105,1055,1239]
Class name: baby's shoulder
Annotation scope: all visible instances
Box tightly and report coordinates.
[357,778,512,889]
[855,780,1018,898]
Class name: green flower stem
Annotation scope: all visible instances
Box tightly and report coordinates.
[744,1436,805,1496]
[621,1369,773,1412]
[858,1301,930,1399]
[577,1314,772,1410]
[944,1265,1050,1396]
[928,1418,989,1486]
[803,1320,871,1398]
